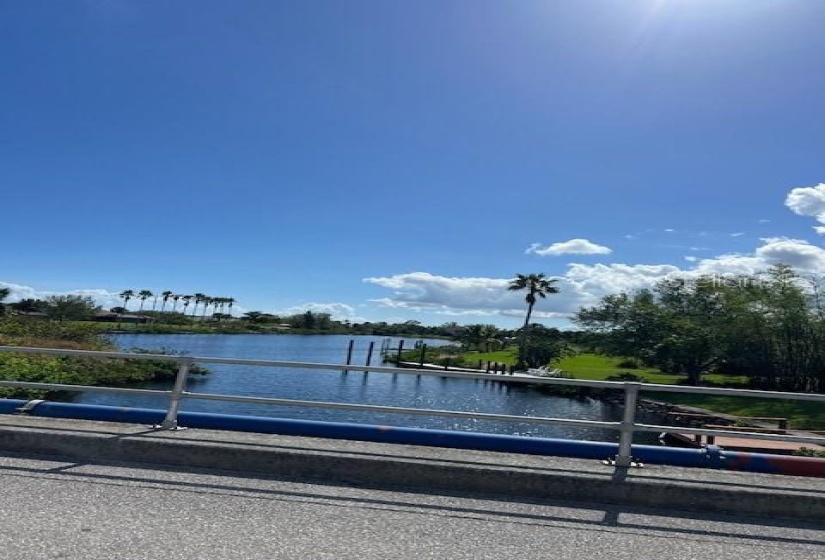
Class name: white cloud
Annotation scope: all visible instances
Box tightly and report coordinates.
[754,237,825,272]
[364,265,678,320]
[364,235,825,323]
[815,226,825,235]
[526,238,612,256]
[279,302,359,320]
[664,228,675,233]
[731,232,745,237]
[563,263,681,307]
[364,273,515,312]
[785,183,825,224]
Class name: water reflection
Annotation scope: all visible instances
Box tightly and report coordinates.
[72,334,664,444]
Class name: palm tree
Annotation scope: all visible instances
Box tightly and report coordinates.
[213,297,225,315]
[192,293,206,317]
[160,291,174,312]
[201,296,214,320]
[508,273,559,368]
[137,290,153,313]
[119,290,135,312]
[226,297,235,317]
[171,294,181,312]
[181,295,192,316]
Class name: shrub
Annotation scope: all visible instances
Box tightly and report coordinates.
[604,372,648,383]
[616,358,640,369]
[793,447,825,458]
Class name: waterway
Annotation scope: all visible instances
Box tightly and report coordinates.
[73,333,655,443]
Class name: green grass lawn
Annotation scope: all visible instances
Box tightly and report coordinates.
[554,354,677,383]
[644,393,825,431]
[461,349,822,430]
[460,349,519,365]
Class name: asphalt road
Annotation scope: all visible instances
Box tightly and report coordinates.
[0,453,822,560]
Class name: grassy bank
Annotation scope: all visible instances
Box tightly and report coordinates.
[0,318,205,400]
[643,393,825,431]
[455,349,822,430]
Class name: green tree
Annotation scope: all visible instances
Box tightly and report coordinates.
[192,293,206,317]
[137,290,153,313]
[10,299,48,313]
[201,297,214,319]
[576,280,727,385]
[44,295,100,322]
[119,290,134,311]
[242,311,277,324]
[574,265,825,389]
[508,273,559,369]
[181,295,192,316]
[160,291,174,312]
[0,287,9,316]
[459,324,500,351]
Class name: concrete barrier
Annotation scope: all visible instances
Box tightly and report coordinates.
[0,415,822,521]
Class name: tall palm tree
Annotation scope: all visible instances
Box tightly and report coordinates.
[171,294,181,312]
[160,291,174,312]
[212,297,224,315]
[226,297,235,317]
[137,290,153,313]
[119,290,135,312]
[192,293,206,317]
[181,295,192,316]
[508,273,559,368]
[201,296,213,319]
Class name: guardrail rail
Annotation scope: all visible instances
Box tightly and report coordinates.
[1,345,824,472]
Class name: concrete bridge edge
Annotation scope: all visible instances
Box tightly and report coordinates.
[0,420,822,522]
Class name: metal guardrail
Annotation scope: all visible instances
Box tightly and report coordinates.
[1,345,824,468]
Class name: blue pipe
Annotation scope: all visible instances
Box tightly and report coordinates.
[0,399,26,414]
[2,400,822,476]
[4,400,711,467]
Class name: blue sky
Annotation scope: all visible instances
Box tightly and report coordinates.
[2,0,824,328]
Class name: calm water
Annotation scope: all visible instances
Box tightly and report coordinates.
[74,333,647,443]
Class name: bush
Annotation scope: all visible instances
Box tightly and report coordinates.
[793,447,825,458]
[604,372,648,383]
[616,358,640,369]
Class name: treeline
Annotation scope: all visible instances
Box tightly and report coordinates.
[575,265,825,392]
[241,312,512,338]
[0,293,101,322]
[117,290,235,318]
[0,318,204,399]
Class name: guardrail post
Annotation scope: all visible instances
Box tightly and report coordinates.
[158,358,192,430]
[614,382,640,468]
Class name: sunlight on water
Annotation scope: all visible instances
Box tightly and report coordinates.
[75,334,663,443]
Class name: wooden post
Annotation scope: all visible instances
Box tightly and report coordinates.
[366,341,375,366]
[396,339,405,364]
[418,343,427,366]
[345,339,354,365]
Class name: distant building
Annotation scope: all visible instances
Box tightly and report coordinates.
[93,312,150,324]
